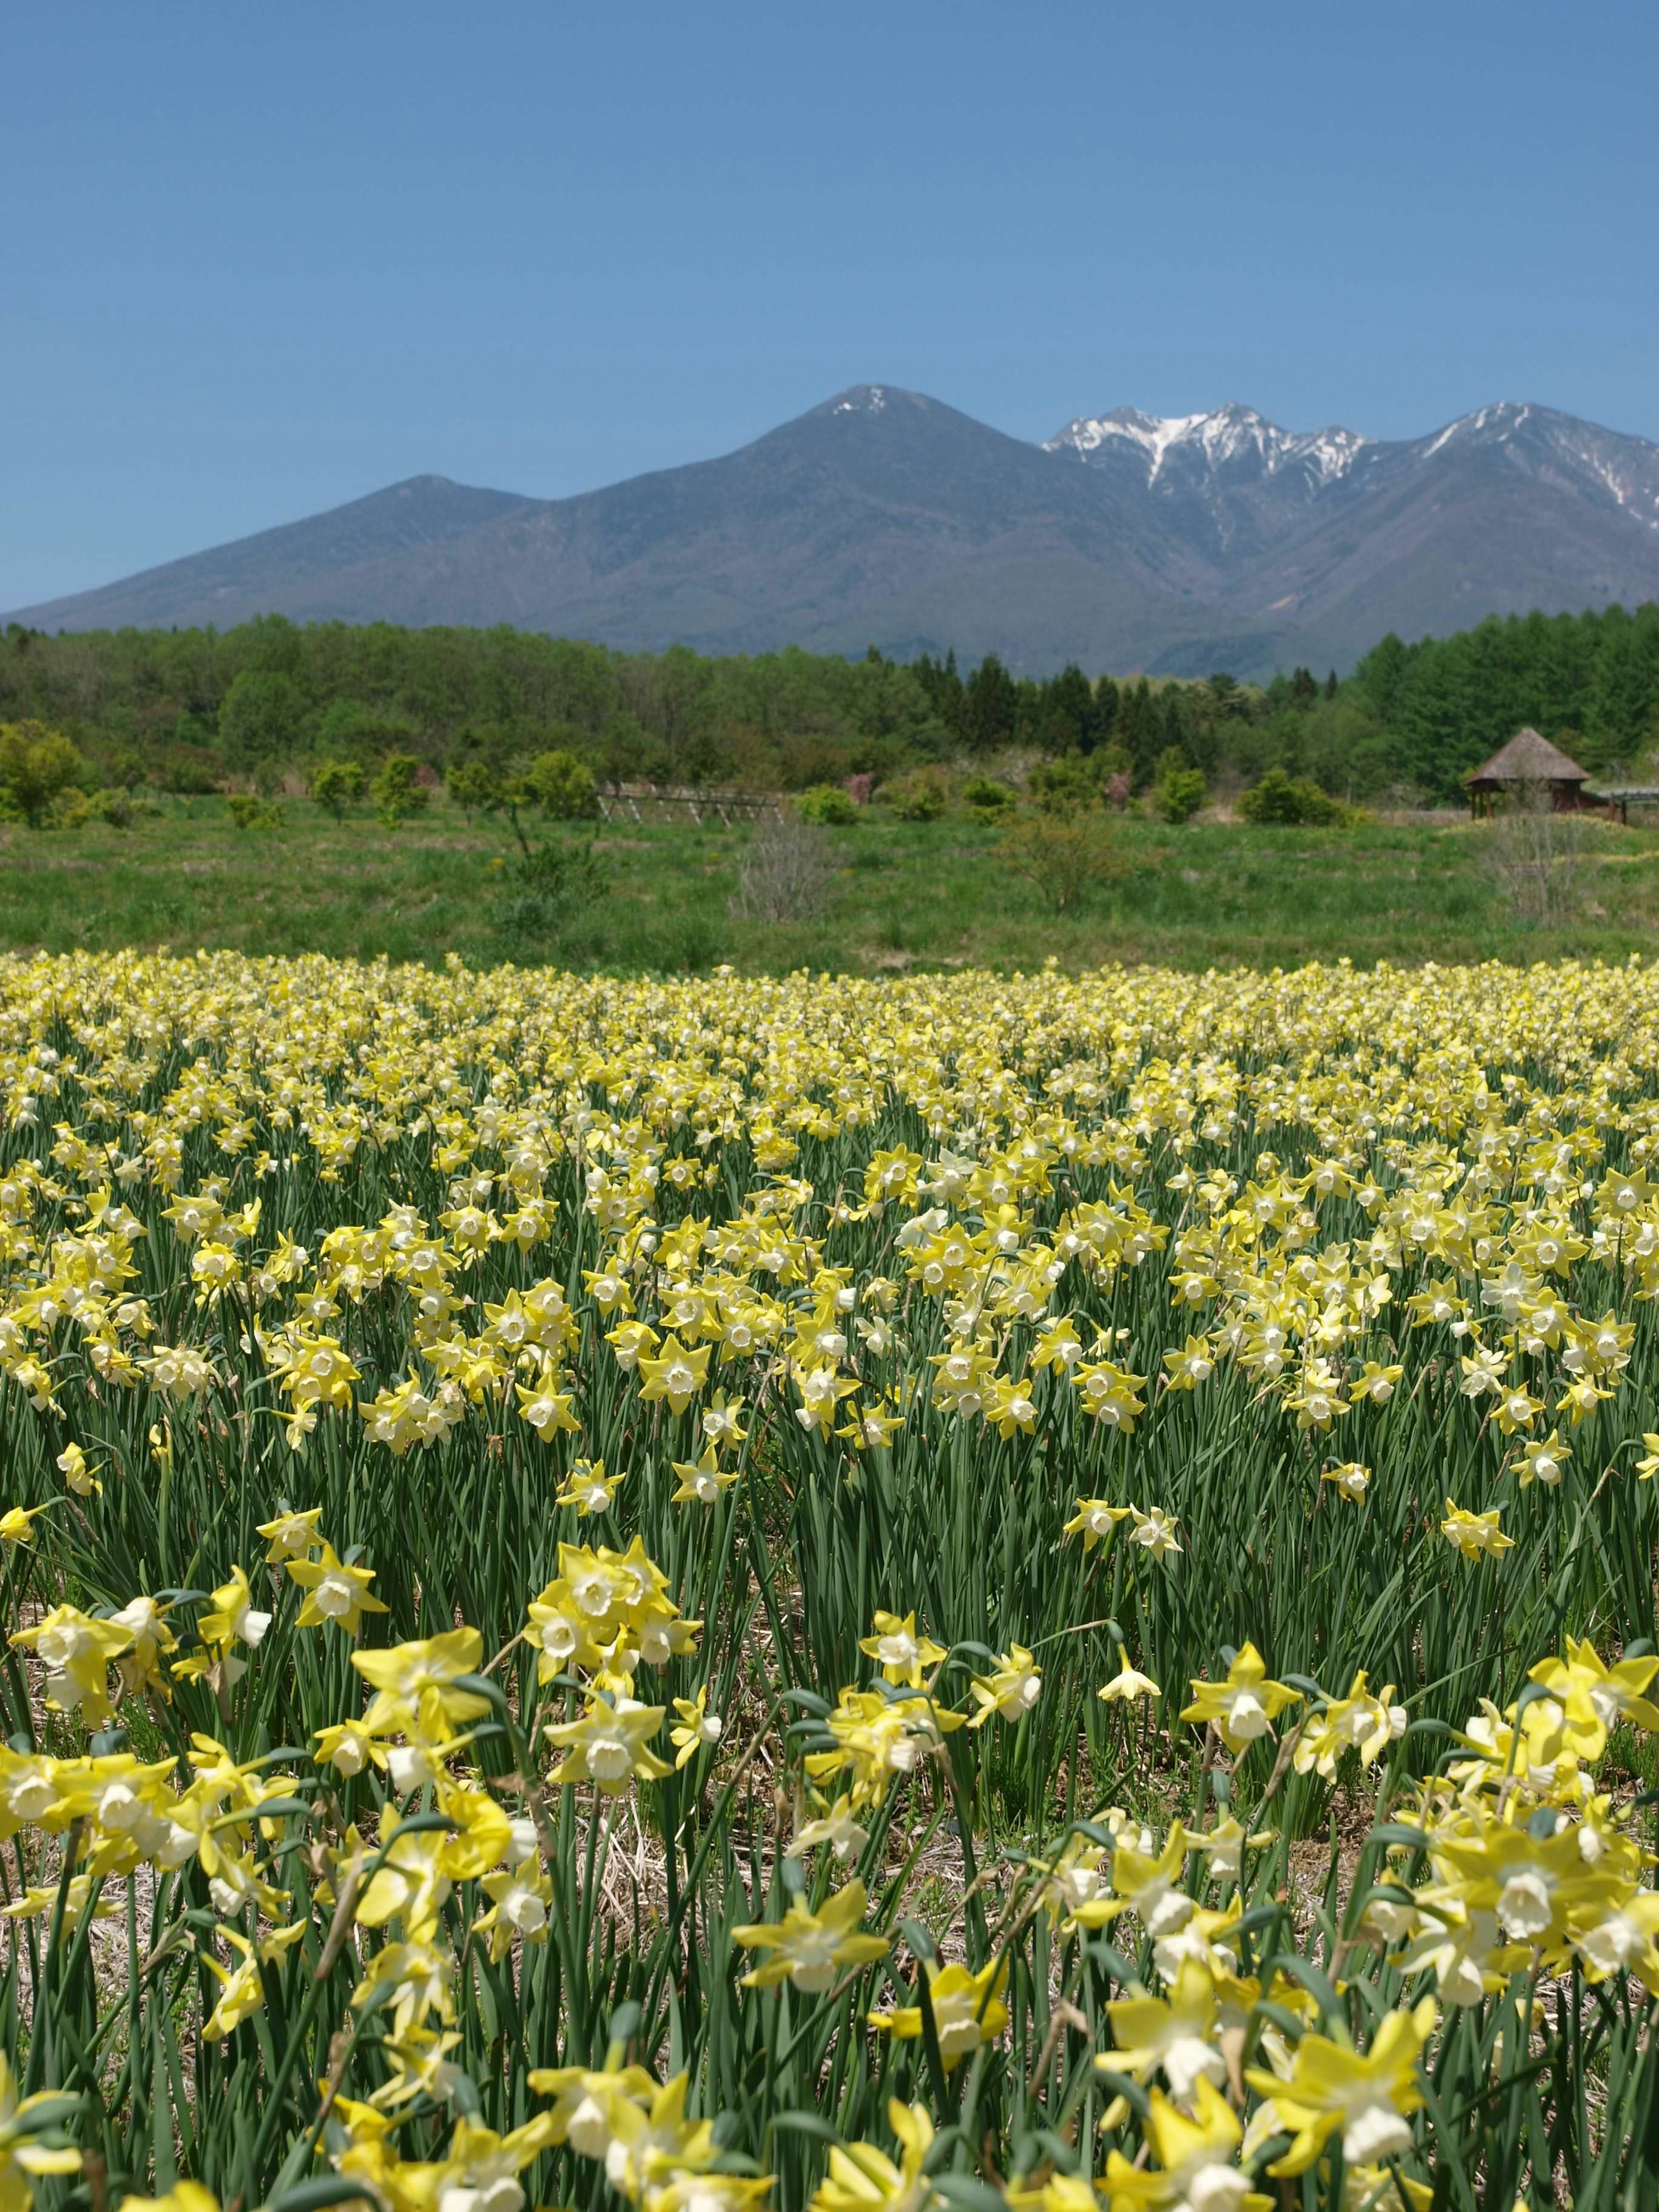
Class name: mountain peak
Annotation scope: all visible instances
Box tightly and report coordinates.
[816,383,952,420]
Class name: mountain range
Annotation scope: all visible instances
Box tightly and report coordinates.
[12,388,1659,679]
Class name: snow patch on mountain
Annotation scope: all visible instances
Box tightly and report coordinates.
[1044,404,1371,486]
[1420,403,1537,459]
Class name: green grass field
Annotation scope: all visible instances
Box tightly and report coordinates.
[5,795,1659,969]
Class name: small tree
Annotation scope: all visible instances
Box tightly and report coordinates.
[371,754,430,830]
[1154,766,1207,823]
[445,758,502,824]
[0,722,88,826]
[518,750,596,820]
[311,760,366,819]
[997,812,1125,912]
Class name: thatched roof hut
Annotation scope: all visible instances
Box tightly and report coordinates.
[1465,727,1591,813]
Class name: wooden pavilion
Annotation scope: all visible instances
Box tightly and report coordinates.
[1464,728,1591,815]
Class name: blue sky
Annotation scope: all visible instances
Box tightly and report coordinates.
[6,0,1658,608]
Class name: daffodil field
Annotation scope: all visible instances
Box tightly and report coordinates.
[10,952,1659,2212]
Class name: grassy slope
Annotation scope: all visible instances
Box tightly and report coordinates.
[5,798,1659,970]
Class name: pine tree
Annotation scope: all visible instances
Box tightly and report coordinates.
[965,654,1018,753]
[1116,680,1163,787]
[1089,676,1119,753]
[1042,663,1095,753]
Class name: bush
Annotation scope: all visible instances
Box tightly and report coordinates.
[88,788,133,829]
[43,789,92,832]
[492,836,606,960]
[796,784,858,826]
[734,816,837,922]
[370,753,430,829]
[0,721,88,826]
[996,811,1126,912]
[1482,783,1597,928]
[1027,756,1099,815]
[1236,766,1347,826]
[882,767,950,822]
[1154,766,1208,824]
[517,750,597,820]
[226,794,284,831]
[311,760,366,819]
[961,775,1014,817]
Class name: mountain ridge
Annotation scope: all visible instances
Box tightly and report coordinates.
[11,385,1659,680]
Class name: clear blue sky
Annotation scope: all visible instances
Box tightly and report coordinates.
[6,0,1658,609]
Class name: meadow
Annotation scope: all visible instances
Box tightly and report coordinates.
[6,795,1659,969]
[4,950,1659,2211]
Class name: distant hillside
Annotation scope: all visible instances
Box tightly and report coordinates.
[12,386,1659,679]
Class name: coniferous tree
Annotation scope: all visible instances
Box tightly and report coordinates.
[1096,676,1119,740]
[1115,679,1163,787]
[1042,663,1096,753]
[1160,687,1188,765]
[965,654,1018,753]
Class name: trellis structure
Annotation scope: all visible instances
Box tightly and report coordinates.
[595,782,785,826]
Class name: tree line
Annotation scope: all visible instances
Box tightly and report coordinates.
[3,601,1658,804]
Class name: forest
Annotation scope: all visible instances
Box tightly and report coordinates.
[3,600,1659,802]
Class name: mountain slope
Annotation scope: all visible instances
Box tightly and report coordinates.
[13,390,1659,678]
[9,476,538,635]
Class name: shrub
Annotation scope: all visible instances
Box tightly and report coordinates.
[734,816,837,922]
[87,788,133,829]
[370,753,430,829]
[0,721,88,826]
[42,789,92,831]
[1027,756,1099,815]
[961,775,1014,817]
[882,767,950,821]
[226,794,284,831]
[796,783,858,826]
[996,810,1126,912]
[1154,766,1208,824]
[311,760,367,819]
[492,835,607,960]
[1482,782,1597,927]
[517,749,597,820]
[1237,766,1347,826]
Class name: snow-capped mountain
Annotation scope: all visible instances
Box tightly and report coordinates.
[1047,402,1370,489]
[12,386,1659,679]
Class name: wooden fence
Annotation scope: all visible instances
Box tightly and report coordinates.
[594,782,785,826]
